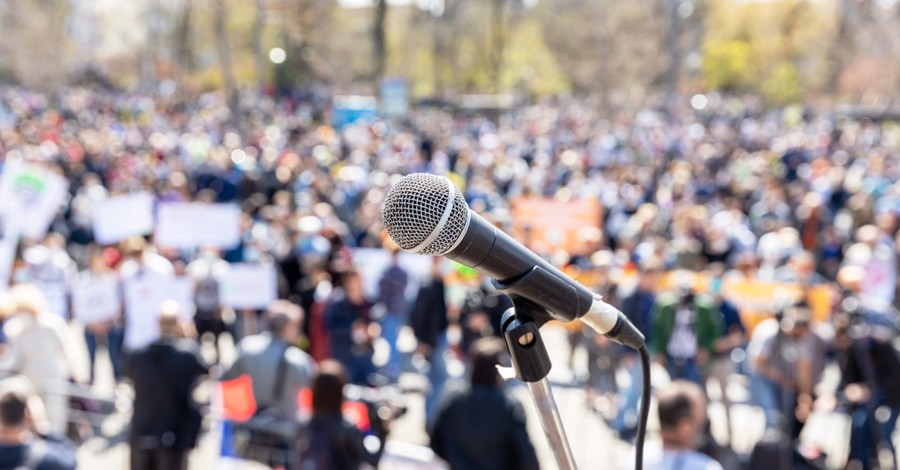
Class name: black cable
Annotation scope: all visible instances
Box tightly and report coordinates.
[635,345,652,470]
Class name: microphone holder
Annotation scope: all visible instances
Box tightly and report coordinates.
[501,300,577,470]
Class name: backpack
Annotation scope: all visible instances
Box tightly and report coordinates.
[195,274,221,315]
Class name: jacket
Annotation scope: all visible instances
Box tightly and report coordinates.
[222,332,316,418]
[650,293,721,357]
[409,278,448,350]
[429,384,539,470]
[125,336,208,450]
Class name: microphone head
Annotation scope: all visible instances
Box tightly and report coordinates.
[382,173,470,256]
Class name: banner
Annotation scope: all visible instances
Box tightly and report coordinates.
[92,192,155,245]
[0,162,69,240]
[510,197,602,253]
[72,275,121,324]
[124,276,195,350]
[719,280,834,332]
[155,203,241,249]
[219,263,277,310]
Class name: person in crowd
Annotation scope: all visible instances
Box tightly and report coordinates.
[235,236,288,338]
[581,251,620,415]
[409,257,451,423]
[645,380,724,470]
[186,247,230,364]
[77,249,125,384]
[118,237,175,281]
[298,360,384,469]
[774,251,829,285]
[651,273,721,384]
[222,300,316,419]
[118,237,177,351]
[429,337,539,470]
[747,305,827,438]
[612,259,661,439]
[125,301,208,470]
[0,285,71,435]
[832,309,900,470]
[705,263,747,447]
[375,242,409,382]
[458,276,512,354]
[325,269,377,386]
[0,379,76,470]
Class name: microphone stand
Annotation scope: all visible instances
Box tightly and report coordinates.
[501,301,577,470]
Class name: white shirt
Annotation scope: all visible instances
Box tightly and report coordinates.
[667,306,698,359]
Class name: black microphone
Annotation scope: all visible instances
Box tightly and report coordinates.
[381,173,644,349]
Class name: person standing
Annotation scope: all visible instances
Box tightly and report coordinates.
[325,269,377,386]
[651,276,721,385]
[186,247,230,364]
[429,337,539,470]
[834,312,900,470]
[77,249,125,384]
[375,244,409,382]
[298,360,384,469]
[125,301,208,470]
[222,300,316,421]
[410,257,451,423]
[118,237,175,352]
[0,285,71,435]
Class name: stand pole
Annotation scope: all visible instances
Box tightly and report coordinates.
[527,378,576,470]
[501,305,577,470]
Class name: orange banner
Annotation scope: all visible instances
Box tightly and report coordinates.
[510,197,602,254]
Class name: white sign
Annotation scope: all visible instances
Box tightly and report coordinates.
[72,276,121,324]
[351,248,434,301]
[0,162,69,240]
[123,276,195,350]
[92,193,155,245]
[219,263,277,310]
[155,203,241,249]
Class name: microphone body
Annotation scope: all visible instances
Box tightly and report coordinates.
[382,173,644,349]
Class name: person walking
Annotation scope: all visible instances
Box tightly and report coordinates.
[125,301,208,470]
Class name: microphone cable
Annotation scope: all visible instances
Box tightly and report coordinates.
[634,345,652,470]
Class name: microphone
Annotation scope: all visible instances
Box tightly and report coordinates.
[382,173,644,349]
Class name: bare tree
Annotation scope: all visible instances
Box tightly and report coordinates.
[373,0,388,82]
[488,0,507,93]
[214,0,237,109]
[174,0,195,76]
[253,0,267,89]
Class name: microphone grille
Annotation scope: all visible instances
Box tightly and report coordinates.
[382,173,469,256]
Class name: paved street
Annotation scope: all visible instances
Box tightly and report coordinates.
[63,323,870,469]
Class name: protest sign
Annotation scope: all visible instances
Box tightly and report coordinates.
[0,162,69,240]
[123,276,195,350]
[351,248,435,301]
[219,263,277,310]
[72,275,121,324]
[92,192,155,245]
[155,203,241,249]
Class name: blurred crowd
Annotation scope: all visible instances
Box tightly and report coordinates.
[0,85,897,469]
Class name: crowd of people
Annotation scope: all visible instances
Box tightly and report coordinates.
[0,84,896,469]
